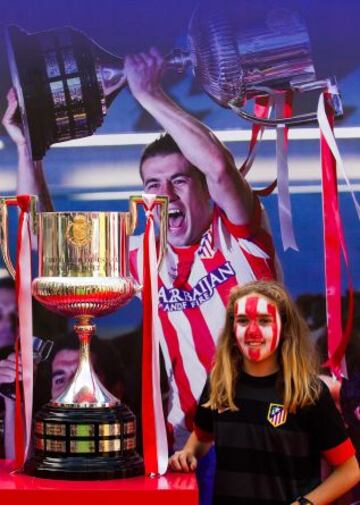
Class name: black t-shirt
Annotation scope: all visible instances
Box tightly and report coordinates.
[194,372,353,505]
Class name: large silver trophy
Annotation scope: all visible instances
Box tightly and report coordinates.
[0,195,168,480]
[177,0,342,125]
[6,0,342,160]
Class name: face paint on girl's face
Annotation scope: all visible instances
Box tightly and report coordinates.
[234,293,282,363]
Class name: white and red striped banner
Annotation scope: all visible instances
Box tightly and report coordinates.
[274,91,298,251]
[317,93,356,378]
[5,195,33,469]
[141,194,168,475]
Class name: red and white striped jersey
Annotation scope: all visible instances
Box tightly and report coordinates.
[130,200,277,449]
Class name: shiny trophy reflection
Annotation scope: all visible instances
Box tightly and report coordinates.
[6,2,342,161]
[6,24,128,160]
[0,195,168,480]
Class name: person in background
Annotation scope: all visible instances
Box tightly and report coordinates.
[0,332,126,458]
[48,333,125,401]
[170,280,360,505]
[1,88,52,212]
[124,50,280,503]
[0,272,17,458]
[0,274,17,354]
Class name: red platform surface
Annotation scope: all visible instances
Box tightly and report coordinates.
[0,460,198,505]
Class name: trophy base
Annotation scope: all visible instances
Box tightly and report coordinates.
[24,453,144,480]
[25,403,144,480]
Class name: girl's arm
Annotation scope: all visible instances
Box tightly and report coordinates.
[168,430,213,472]
[291,455,360,505]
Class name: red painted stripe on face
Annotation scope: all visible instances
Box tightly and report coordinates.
[245,296,261,318]
[244,296,263,343]
[267,302,279,351]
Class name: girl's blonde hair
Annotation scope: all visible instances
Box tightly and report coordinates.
[205,280,321,413]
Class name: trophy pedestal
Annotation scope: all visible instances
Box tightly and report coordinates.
[0,459,199,505]
[25,403,144,480]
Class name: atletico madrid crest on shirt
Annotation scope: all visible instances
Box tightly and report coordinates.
[267,403,287,428]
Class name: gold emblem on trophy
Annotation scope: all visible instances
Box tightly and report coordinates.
[66,214,92,247]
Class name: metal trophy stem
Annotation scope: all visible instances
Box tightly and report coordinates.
[52,315,118,408]
[0,195,168,480]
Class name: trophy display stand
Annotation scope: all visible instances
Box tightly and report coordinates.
[0,460,199,505]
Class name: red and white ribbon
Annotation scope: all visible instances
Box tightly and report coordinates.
[274,91,298,251]
[240,96,272,177]
[317,92,360,220]
[141,193,168,475]
[7,195,33,469]
[317,94,355,378]
[240,91,297,251]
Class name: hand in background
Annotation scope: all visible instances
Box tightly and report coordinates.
[2,88,26,147]
[0,352,21,400]
[124,47,164,102]
[2,87,54,212]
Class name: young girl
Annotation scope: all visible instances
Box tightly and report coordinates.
[169,281,359,505]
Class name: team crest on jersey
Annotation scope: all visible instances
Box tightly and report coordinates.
[267,403,287,428]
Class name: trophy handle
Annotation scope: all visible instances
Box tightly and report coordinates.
[128,195,168,269]
[0,198,16,279]
[0,195,38,279]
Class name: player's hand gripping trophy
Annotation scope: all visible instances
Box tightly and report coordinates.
[0,194,167,479]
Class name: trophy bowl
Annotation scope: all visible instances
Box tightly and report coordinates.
[0,195,168,480]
